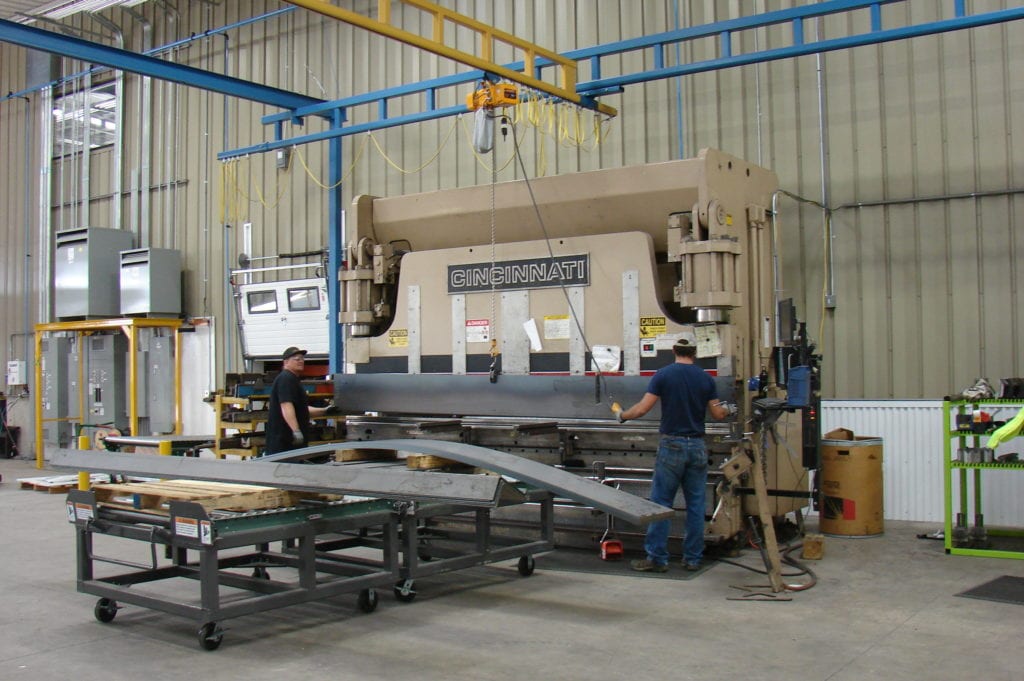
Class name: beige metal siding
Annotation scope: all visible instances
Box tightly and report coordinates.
[0,0,1021,424]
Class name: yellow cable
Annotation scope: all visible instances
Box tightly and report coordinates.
[537,124,547,177]
[558,104,571,146]
[367,116,458,175]
[251,161,291,210]
[226,159,254,202]
[458,114,517,173]
[217,162,226,225]
[294,134,368,190]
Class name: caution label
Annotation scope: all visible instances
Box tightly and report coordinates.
[175,516,199,539]
[639,316,666,337]
[67,501,94,523]
[388,329,409,348]
[543,315,570,340]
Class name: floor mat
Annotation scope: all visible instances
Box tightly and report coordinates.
[955,575,1024,605]
[535,548,712,580]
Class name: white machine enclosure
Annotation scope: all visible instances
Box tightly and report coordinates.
[234,277,330,360]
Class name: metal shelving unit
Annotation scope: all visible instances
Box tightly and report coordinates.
[943,399,1024,560]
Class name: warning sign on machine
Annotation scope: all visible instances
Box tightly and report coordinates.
[388,329,409,348]
[466,319,491,343]
[640,316,666,337]
[543,315,570,340]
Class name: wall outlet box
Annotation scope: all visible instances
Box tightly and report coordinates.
[6,360,26,386]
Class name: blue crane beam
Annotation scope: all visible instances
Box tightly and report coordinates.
[0,18,324,112]
[573,1,1024,91]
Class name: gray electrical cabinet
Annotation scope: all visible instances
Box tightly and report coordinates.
[132,344,149,434]
[55,227,135,319]
[68,337,80,436]
[120,248,182,317]
[147,335,175,434]
[128,331,174,435]
[86,334,128,432]
[41,336,72,447]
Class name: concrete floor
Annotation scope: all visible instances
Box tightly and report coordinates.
[1,456,1022,681]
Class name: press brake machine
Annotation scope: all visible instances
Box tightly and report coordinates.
[334,148,820,549]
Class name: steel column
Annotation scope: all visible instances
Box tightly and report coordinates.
[328,113,344,374]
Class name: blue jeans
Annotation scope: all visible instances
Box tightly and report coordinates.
[644,436,708,566]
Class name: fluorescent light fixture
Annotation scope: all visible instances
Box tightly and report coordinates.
[34,0,148,20]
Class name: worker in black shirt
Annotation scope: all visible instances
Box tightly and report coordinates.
[264,347,331,455]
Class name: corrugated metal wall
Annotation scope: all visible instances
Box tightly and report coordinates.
[822,400,1022,525]
[0,1,1022,447]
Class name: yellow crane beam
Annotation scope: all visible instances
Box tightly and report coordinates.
[283,0,617,117]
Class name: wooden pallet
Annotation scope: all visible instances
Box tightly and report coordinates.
[335,448,398,463]
[91,479,337,514]
[18,474,112,493]
[405,454,477,472]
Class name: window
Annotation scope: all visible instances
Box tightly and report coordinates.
[247,291,278,314]
[52,81,118,157]
[287,287,320,312]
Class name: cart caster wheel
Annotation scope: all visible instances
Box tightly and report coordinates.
[197,622,224,651]
[357,588,379,613]
[517,555,536,577]
[251,566,270,579]
[94,598,118,623]
[394,579,417,603]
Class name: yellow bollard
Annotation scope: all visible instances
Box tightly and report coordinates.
[76,436,92,489]
[77,434,91,491]
[158,439,172,456]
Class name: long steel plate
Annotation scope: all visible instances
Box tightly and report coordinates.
[265,439,674,525]
[50,450,514,507]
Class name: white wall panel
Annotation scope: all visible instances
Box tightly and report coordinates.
[822,400,945,523]
[822,400,1023,526]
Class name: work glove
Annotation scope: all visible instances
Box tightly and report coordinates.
[720,402,739,417]
[321,401,338,416]
[611,402,625,423]
[292,430,305,445]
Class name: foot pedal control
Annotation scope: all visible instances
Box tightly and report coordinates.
[600,539,624,561]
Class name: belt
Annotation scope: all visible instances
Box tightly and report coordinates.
[661,434,704,440]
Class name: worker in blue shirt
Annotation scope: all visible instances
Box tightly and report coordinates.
[614,338,732,572]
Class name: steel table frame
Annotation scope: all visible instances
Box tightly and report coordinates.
[67,489,401,648]
[396,492,555,596]
[65,485,555,646]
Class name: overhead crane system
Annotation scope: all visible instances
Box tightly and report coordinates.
[2,1,1022,371]
[211,0,1024,371]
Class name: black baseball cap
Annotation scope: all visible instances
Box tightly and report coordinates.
[282,346,308,361]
